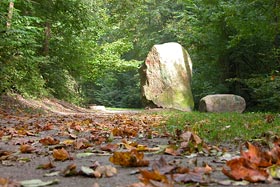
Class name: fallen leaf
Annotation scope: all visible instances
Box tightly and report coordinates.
[193,163,213,174]
[80,166,94,177]
[39,136,60,145]
[20,144,35,153]
[222,157,269,182]
[61,163,78,176]
[0,177,19,186]
[268,165,280,179]
[93,165,118,178]
[151,156,176,174]
[139,169,169,184]
[173,172,205,184]
[100,143,119,152]
[74,138,92,149]
[52,148,70,161]
[164,146,180,156]
[43,171,60,177]
[20,179,59,187]
[109,150,149,167]
[76,152,94,158]
[37,161,55,170]
[61,139,74,146]
[42,123,54,131]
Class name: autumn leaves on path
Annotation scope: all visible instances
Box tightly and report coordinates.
[1,110,280,187]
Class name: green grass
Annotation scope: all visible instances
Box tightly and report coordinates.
[160,111,280,143]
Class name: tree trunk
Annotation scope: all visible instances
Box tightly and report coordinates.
[6,1,14,29]
[43,22,51,55]
[274,0,280,64]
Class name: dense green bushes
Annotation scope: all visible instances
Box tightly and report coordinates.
[1,0,279,111]
[83,69,142,108]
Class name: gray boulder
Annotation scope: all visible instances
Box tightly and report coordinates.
[199,94,246,113]
[139,42,194,111]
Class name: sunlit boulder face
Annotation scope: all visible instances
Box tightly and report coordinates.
[139,42,194,111]
[199,94,246,113]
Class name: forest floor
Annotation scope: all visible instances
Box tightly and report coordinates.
[0,94,279,187]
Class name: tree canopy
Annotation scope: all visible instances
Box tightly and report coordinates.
[0,0,279,111]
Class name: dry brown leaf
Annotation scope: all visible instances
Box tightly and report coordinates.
[222,157,269,182]
[93,165,118,178]
[0,177,19,187]
[0,130,4,138]
[241,142,272,167]
[74,138,92,150]
[0,177,9,186]
[100,143,119,152]
[37,161,55,170]
[19,144,35,153]
[164,146,180,156]
[139,169,169,184]
[39,136,60,145]
[52,148,70,161]
[61,163,78,176]
[42,123,54,131]
[151,156,176,174]
[173,172,205,184]
[193,163,213,174]
[109,150,149,167]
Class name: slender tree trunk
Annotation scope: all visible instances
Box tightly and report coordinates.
[274,0,280,64]
[6,1,14,29]
[43,22,51,55]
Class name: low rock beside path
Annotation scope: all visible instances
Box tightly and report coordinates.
[199,94,246,113]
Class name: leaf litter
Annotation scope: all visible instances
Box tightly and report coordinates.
[1,98,280,186]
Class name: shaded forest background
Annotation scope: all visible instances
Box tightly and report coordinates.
[0,0,279,111]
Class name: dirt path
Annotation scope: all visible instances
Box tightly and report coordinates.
[0,94,279,187]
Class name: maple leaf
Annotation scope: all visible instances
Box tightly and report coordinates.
[241,142,272,167]
[109,150,149,167]
[39,136,60,145]
[222,157,269,182]
[19,144,35,153]
[52,148,70,161]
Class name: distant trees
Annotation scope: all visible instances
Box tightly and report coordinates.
[0,0,279,111]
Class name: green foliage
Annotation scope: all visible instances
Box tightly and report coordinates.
[173,0,280,110]
[1,0,279,110]
[229,73,280,112]
[84,69,142,108]
[0,1,47,97]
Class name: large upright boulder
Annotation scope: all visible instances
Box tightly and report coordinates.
[140,42,194,111]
